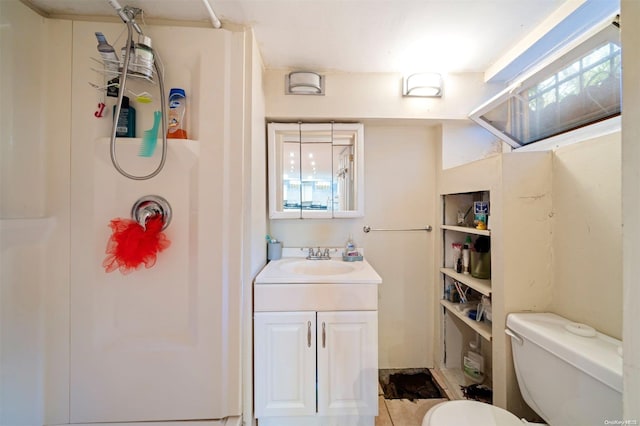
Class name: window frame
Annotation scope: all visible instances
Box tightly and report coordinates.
[469,14,620,149]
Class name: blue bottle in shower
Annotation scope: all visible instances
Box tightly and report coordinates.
[113,96,136,138]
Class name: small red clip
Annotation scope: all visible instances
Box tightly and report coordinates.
[94,102,106,118]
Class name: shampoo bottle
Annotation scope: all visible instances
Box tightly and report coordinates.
[113,96,136,137]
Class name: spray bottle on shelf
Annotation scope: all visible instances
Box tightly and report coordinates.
[167,88,188,139]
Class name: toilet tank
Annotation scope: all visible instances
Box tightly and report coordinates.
[506,312,622,426]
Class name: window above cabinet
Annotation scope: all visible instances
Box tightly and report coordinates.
[268,122,364,219]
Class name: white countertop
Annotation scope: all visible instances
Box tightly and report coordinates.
[255,248,382,285]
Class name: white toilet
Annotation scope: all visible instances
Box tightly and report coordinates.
[422,312,623,426]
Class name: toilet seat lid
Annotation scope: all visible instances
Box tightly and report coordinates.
[424,400,523,426]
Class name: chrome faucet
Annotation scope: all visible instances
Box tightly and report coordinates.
[306,247,332,260]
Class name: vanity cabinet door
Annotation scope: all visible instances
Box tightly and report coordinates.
[254,311,317,417]
[317,311,378,416]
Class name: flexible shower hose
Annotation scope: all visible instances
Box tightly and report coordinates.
[110,19,167,180]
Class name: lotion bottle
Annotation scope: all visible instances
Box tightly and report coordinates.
[167,88,188,139]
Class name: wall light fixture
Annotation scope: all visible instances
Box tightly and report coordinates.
[403,72,443,97]
[286,71,325,95]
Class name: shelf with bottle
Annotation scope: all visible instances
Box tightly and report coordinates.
[440,224,490,236]
[440,268,491,296]
[440,299,492,342]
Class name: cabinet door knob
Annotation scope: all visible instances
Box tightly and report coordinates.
[322,322,326,348]
[307,321,312,348]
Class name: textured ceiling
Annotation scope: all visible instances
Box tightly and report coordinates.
[26,0,568,74]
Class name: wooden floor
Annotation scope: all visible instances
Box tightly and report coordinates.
[375,395,447,426]
[375,369,452,426]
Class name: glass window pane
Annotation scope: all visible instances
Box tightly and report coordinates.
[473,24,620,147]
[558,61,580,82]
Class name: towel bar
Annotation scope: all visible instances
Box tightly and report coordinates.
[363,225,432,233]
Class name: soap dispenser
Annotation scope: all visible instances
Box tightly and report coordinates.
[344,234,358,257]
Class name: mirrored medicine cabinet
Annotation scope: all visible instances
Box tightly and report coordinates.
[268,122,364,219]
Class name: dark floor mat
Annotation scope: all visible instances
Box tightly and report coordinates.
[461,383,493,404]
[380,371,445,400]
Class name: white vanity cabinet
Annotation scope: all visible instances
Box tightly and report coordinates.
[254,311,378,420]
[253,253,382,426]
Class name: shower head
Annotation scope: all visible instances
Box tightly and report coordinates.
[107,0,144,34]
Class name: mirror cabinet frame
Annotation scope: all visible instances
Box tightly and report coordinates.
[268,122,365,219]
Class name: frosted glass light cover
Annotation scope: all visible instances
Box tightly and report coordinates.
[286,72,324,95]
[403,72,442,97]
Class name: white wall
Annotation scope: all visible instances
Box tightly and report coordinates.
[0,3,71,425]
[621,1,640,421]
[441,121,505,170]
[0,1,47,219]
[242,29,267,425]
[550,133,622,339]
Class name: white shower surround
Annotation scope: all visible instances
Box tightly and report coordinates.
[0,5,251,423]
[67,21,245,423]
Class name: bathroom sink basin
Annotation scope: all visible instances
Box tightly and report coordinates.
[278,258,360,276]
[255,251,382,284]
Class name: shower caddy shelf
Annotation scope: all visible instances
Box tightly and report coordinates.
[90,57,157,90]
